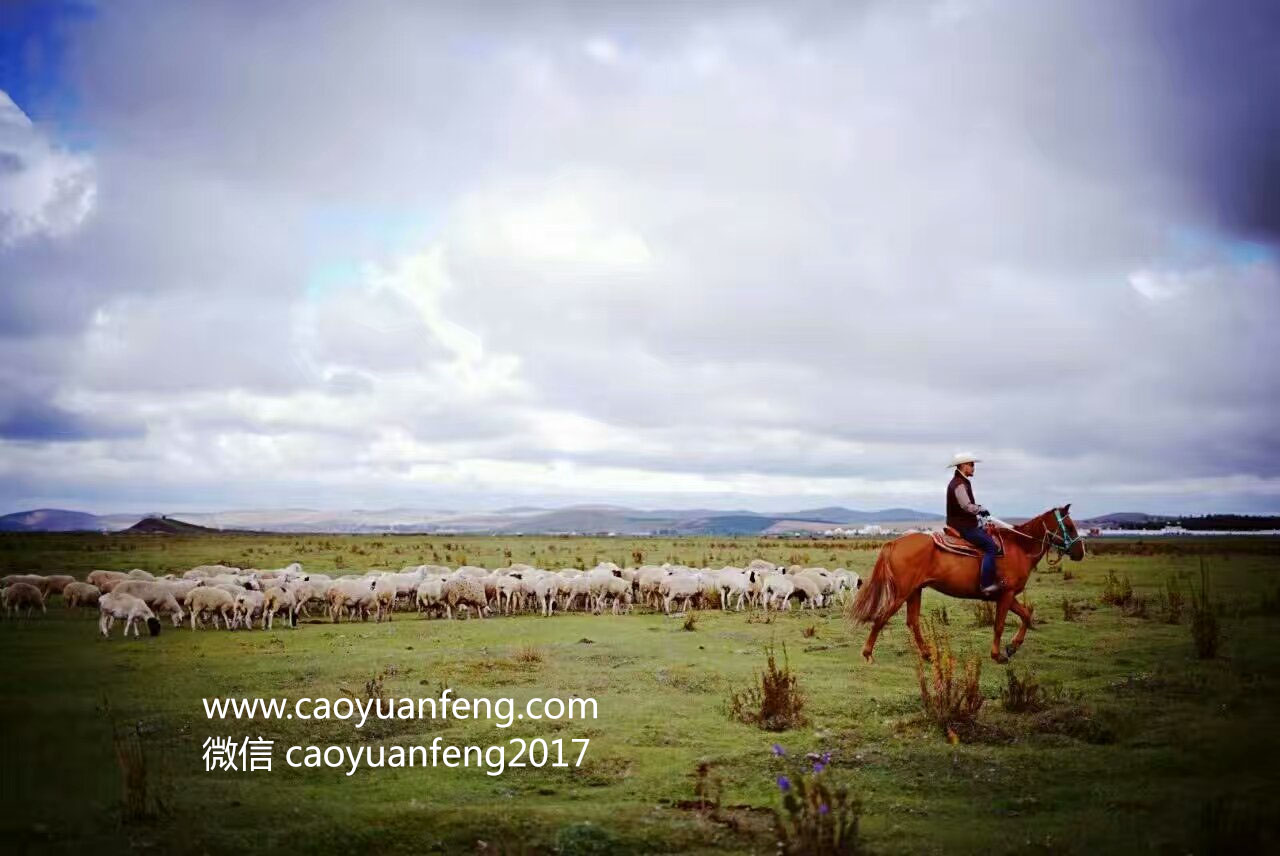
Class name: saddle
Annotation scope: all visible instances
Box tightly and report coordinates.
[932,525,1006,558]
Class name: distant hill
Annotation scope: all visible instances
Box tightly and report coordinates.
[122,516,231,535]
[0,508,105,532]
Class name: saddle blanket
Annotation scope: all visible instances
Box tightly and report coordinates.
[931,526,1007,558]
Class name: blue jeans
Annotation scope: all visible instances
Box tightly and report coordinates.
[959,525,998,589]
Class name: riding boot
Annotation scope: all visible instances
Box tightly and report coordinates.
[979,553,1001,597]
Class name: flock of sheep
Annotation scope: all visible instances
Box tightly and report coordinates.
[0,560,862,638]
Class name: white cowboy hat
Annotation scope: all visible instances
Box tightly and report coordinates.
[946,452,981,469]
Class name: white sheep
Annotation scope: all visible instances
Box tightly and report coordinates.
[43,574,76,595]
[763,574,795,611]
[86,570,129,592]
[233,590,267,629]
[99,591,161,637]
[184,587,237,630]
[415,577,447,618]
[372,576,398,622]
[662,573,703,614]
[111,581,186,626]
[127,569,156,581]
[3,582,45,618]
[442,575,490,619]
[262,586,297,629]
[62,581,101,609]
[326,580,375,623]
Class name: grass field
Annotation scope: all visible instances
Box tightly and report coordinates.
[2,533,1279,854]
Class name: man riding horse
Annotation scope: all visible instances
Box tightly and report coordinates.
[946,452,1000,596]
[849,454,1086,663]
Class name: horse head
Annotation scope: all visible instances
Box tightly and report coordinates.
[1043,503,1085,561]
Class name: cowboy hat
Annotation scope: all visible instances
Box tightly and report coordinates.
[946,452,981,469]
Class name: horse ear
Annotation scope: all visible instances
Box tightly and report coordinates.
[1060,503,1072,515]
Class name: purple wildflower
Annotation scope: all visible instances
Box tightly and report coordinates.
[777,775,791,792]
[772,743,786,756]
[819,803,830,815]
[812,762,825,774]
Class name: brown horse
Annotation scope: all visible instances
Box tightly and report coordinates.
[849,505,1086,663]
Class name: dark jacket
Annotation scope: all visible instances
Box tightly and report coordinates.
[946,472,982,530]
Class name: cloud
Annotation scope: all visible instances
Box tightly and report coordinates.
[0,90,95,245]
[0,1,1277,516]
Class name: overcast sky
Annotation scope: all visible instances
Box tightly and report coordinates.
[1,0,1278,518]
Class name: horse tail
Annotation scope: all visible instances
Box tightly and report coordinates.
[848,542,897,625]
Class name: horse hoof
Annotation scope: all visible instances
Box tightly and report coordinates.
[862,650,875,664]
[1004,644,1017,659]
[993,652,1009,665]
[919,651,932,663]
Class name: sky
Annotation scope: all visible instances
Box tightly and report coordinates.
[1,0,1278,519]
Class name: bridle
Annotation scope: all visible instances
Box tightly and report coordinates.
[995,509,1084,565]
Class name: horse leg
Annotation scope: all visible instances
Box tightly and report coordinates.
[861,594,909,663]
[991,592,1015,664]
[906,590,929,661]
[1006,597,1034,658]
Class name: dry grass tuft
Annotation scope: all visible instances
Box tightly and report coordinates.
[727,643,807,731]
[915,619,983,739]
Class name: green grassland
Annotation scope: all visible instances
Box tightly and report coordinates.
[2,533,1279,854]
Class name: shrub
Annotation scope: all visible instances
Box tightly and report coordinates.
[1122,595,1149,619]
[929,605,949,626]
[773,766,863,855]
[1101,570,1133,607]
[1000,668,1047,713]
[513,645,544,664]
[915,619,983,738]
[554,822,621,856]
[1061,565,1074,581]
[1163,576,1185,624]
[1061,597,1079,622]
[682,611,700,632]
[101,698,170,822]
[972,601,995,628]
[802,623,818,638]
[727,644,808,731]
[1190,561,1221,659]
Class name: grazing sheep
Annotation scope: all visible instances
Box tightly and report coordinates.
[372,576,398,622]
[442,575,490,620]
[3,582,45,618]
[600,576,633,615]
[232,590,266,629]
[99,592,160,637]
[662,573,703,614]
[326,580,376,623]
[111,581,186,626]
[2,573,52,596]
[560,575,592,612]
[86,570,130,593]
[288,579,327,619]
[261,586,297,629]
[763,574,795,611]
[415,577,447,618]
[184,587,237,630]
[788,574,824,610]
[455,565,489,579]
[127,569,156,581]
[716,568,756,611]
[184,564,240,580]
[635,566,669,609]
[62,581,101,609]
[532,574,560,617]
[43,574,76,596]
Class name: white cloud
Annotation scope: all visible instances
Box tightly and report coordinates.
[0,91,96,245]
